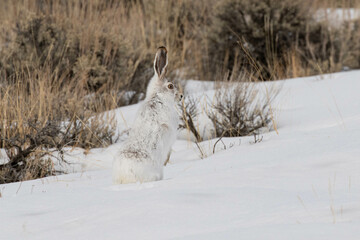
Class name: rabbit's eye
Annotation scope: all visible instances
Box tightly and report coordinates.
[167,83,174,90]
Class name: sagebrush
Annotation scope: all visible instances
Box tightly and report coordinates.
[207,81,277,138]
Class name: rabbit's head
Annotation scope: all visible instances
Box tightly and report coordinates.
[159,81,183,102]
[147,46,182,100]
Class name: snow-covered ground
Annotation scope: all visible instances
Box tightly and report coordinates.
[1,70,360,239]
[315,8,360,28]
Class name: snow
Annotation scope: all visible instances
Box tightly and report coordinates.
[315,8,360,28]
[1,70,360,239]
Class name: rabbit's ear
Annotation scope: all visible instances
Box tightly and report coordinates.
[154,46,168,81]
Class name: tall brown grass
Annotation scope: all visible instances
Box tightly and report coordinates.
[1,0,359,84]
[0,64,117,183]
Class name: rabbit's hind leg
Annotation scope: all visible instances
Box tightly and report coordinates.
[113,155,163,184]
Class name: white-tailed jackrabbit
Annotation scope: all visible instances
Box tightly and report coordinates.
[113,47,181,184]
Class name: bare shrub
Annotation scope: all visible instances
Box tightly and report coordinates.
[64,113,118,149]
[207,0,311,79]
[0,70,117,183]
[0,115,117,184]
[207,80,277,138]
[207,0,360,79]
[0,121,63,183]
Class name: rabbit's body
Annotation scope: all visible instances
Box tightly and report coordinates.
[113,47,181,184]
[113,91,179,184]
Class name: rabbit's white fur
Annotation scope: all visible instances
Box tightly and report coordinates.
[146,74,159,100]
[113,47,180,184]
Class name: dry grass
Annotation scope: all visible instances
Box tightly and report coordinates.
[0,67,117,183]
[1,0,359,83]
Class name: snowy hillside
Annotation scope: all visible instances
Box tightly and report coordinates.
[1,71,360,239]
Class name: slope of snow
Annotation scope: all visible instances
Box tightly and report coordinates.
[315,8,360,28]
[1,71,360,240]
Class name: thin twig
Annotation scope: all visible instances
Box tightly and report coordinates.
[213,136,226,154]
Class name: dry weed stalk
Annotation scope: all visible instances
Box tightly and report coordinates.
[180,96,202,143]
